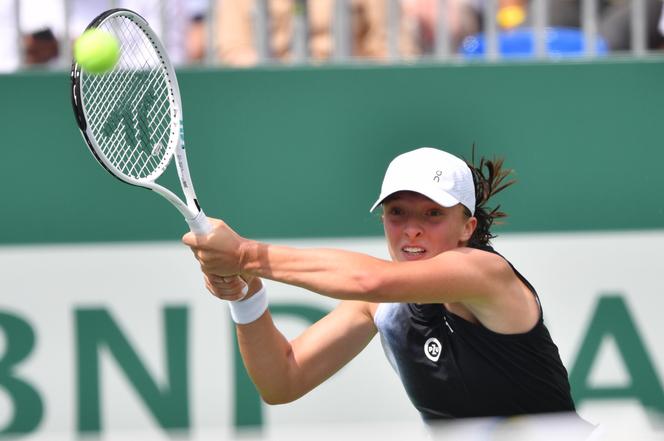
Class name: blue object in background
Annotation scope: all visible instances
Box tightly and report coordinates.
[461,27,608,58]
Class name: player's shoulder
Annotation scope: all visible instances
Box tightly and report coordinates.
[434,246,516,290]
[439,245,511,269]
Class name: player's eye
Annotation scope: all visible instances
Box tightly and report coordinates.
[426,209,443,217]
[383,206,406,219]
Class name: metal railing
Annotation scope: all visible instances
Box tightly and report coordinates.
[2,0,660,73]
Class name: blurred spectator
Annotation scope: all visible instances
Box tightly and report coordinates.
[218,0,259,66]
[1,0,61,69]
[20,0,61,66]
[546,0,664,51]
[402,0,482,53]
[23,28,59,65]
[185,1,208,62]
[349,0,418,58]
[218,0,418,66]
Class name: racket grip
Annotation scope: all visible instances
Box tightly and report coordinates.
[186,210,213,235]
[186,210,249,297]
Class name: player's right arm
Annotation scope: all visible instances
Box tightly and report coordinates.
[226,279,378,404]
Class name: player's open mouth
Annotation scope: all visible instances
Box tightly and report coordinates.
[402,246,426,255]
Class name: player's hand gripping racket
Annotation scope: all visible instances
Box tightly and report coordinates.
[71,8,246,294]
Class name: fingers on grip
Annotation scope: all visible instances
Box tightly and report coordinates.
[211,275,248,300]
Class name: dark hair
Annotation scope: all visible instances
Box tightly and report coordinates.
[464,150,516,247]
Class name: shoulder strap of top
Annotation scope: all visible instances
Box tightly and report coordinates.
[470,243,543,317]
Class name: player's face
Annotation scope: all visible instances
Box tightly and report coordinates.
[382,191,476,262]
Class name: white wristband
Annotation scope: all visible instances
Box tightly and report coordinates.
[228,286,268,324]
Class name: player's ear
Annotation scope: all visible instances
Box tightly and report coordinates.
[461,216,477,242]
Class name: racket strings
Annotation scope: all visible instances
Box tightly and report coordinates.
[104,19,171,177]
[81,15,175,181]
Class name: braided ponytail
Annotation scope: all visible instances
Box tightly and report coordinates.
[465,148,516,247]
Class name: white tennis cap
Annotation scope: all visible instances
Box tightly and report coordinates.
[370,147,476,215]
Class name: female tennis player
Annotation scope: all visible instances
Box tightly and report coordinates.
[183,147,576,420]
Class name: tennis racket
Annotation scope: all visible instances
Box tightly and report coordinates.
[71,8,246,290]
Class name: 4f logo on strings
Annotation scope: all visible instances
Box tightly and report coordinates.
[101,73,159,153]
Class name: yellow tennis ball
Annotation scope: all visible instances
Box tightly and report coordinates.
[74,29,120,74]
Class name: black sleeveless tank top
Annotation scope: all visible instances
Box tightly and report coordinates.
[373,245,575,420]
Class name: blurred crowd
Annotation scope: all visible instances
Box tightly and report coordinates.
[1,0,663,72]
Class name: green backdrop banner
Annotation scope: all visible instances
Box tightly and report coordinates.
[1,59,662,245]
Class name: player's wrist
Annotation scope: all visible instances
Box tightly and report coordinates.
[228,284,268,325]
[238,239,260,275]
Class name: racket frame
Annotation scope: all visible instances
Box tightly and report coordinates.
[70,8,209,233]
[71,8,247,294]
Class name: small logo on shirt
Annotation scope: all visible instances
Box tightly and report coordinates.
[424,337,442,362]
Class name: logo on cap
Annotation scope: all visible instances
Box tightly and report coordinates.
[433,170,443,182]
[424,337,442,362]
